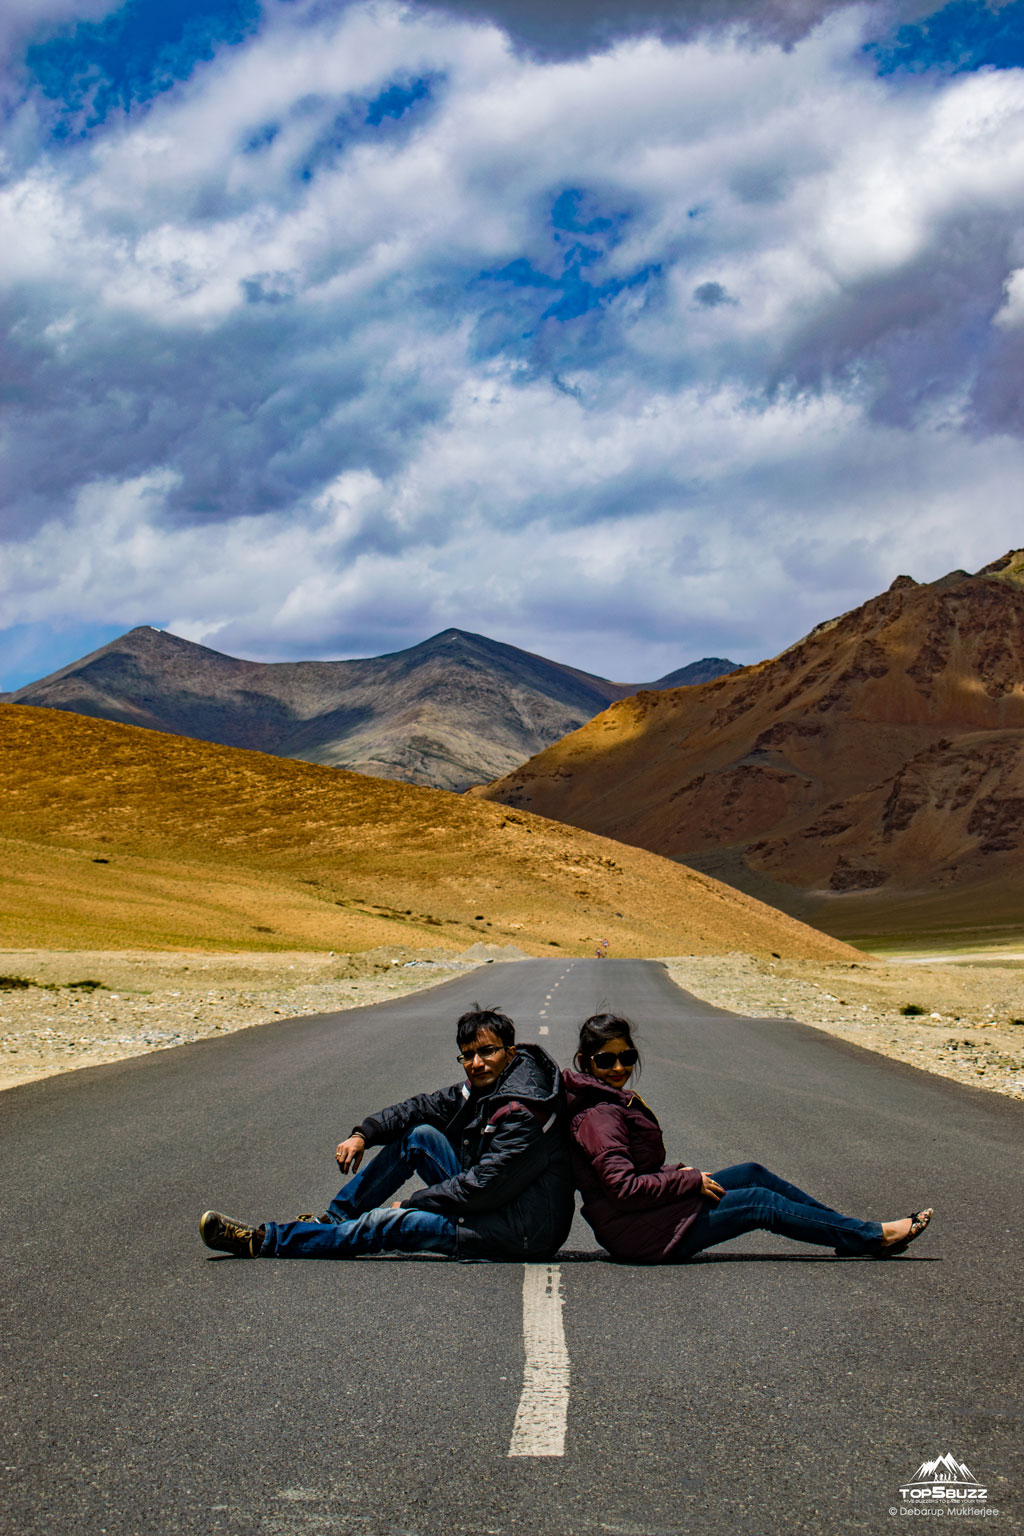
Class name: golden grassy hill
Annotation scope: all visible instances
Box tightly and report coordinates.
[0,703,854,960]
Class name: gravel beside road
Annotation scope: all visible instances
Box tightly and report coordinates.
[663,951,1024,1101]
[0,946,482,1092]
[3,944,1022,1103]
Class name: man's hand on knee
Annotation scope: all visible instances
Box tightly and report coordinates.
[336,1133,366,1173]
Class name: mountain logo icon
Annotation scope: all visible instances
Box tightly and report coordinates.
[899,1451,989,1503]
[908,1453,978,1484]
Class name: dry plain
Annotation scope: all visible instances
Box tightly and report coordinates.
[0,945,481,1091]
[2,703,1021,1103]
[2,943,1022,1103]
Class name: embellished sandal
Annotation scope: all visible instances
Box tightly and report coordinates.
[878,1207,933,1258]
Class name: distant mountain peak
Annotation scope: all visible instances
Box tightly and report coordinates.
[9,625,736,793]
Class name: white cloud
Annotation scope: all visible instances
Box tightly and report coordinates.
[995,266,1024,327]
[3,0,1024,679]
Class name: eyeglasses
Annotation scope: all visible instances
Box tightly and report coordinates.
[591,1049,639,1070]
[457,1045,506,1064]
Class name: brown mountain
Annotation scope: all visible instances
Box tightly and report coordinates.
[475,552,1024,945]
[6,626,737,793]
[0,702,851,960]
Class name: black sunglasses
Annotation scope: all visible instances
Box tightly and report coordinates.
[457,1044,506,1064]
[591,1049,639,1069]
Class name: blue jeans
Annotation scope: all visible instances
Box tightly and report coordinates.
[260,1126,462,1259]
[670,1162,883,1259]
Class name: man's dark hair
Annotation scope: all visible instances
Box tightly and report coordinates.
[456,1004,516,1049]
[575,1012,641,1078]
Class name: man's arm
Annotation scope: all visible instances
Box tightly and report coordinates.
[402,1102,553,1216]
[335,1085,464,1171]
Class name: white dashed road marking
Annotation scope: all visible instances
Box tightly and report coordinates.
[509,1265,569,1457]
[539,1025,549,1035]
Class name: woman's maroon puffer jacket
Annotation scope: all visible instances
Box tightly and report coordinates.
[564,1069,705,1263]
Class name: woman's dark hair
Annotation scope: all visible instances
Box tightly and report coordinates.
[456,1004,516,1050]
[575,1013,641,1077]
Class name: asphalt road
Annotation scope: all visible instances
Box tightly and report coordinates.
[2,958,1022,1536]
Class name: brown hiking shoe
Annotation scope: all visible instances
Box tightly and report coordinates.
[200,1210,264,1257]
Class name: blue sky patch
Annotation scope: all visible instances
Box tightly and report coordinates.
[0,620,147,693]
[475,185,655,346]
[366,75,435,127]
[478,245,659,337]
[551,186,633,247]
[870,0,1024,75]
[551,187,615,236]
[295,75,439,183]
[26,0,262,136]
[244,121,279,154]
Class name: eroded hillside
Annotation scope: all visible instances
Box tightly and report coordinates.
[476,552,1024,943]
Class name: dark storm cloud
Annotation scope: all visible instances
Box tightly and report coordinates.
[693,280,734,307]
[0,285,452,537]
[767,211,1021,430]
[416,0,948,57]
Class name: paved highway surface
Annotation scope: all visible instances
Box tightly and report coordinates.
[2,958,1022,1535]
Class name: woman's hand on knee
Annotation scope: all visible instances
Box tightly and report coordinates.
[701,1173,724,1202]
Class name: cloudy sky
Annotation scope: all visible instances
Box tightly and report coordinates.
[3,0,1024,688]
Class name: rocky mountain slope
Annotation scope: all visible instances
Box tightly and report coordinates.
[0,703,850,960]
[475,552,1024,944]
[5,627,736,792]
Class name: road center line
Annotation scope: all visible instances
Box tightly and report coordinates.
[508,1264,569,1458]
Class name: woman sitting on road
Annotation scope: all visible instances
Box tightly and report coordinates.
[564,1013,933,1264]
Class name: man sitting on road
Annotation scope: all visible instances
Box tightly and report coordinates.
[200,1004,575,1262]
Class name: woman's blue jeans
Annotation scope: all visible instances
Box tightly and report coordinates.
[670,1162,883,1260]
[260,1126,462,1259]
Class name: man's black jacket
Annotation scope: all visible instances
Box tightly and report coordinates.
[354,1044,574,1260]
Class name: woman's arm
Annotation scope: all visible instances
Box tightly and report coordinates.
[575,1104,705,1210]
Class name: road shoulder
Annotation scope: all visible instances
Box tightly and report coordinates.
[662,951,1024,1101]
